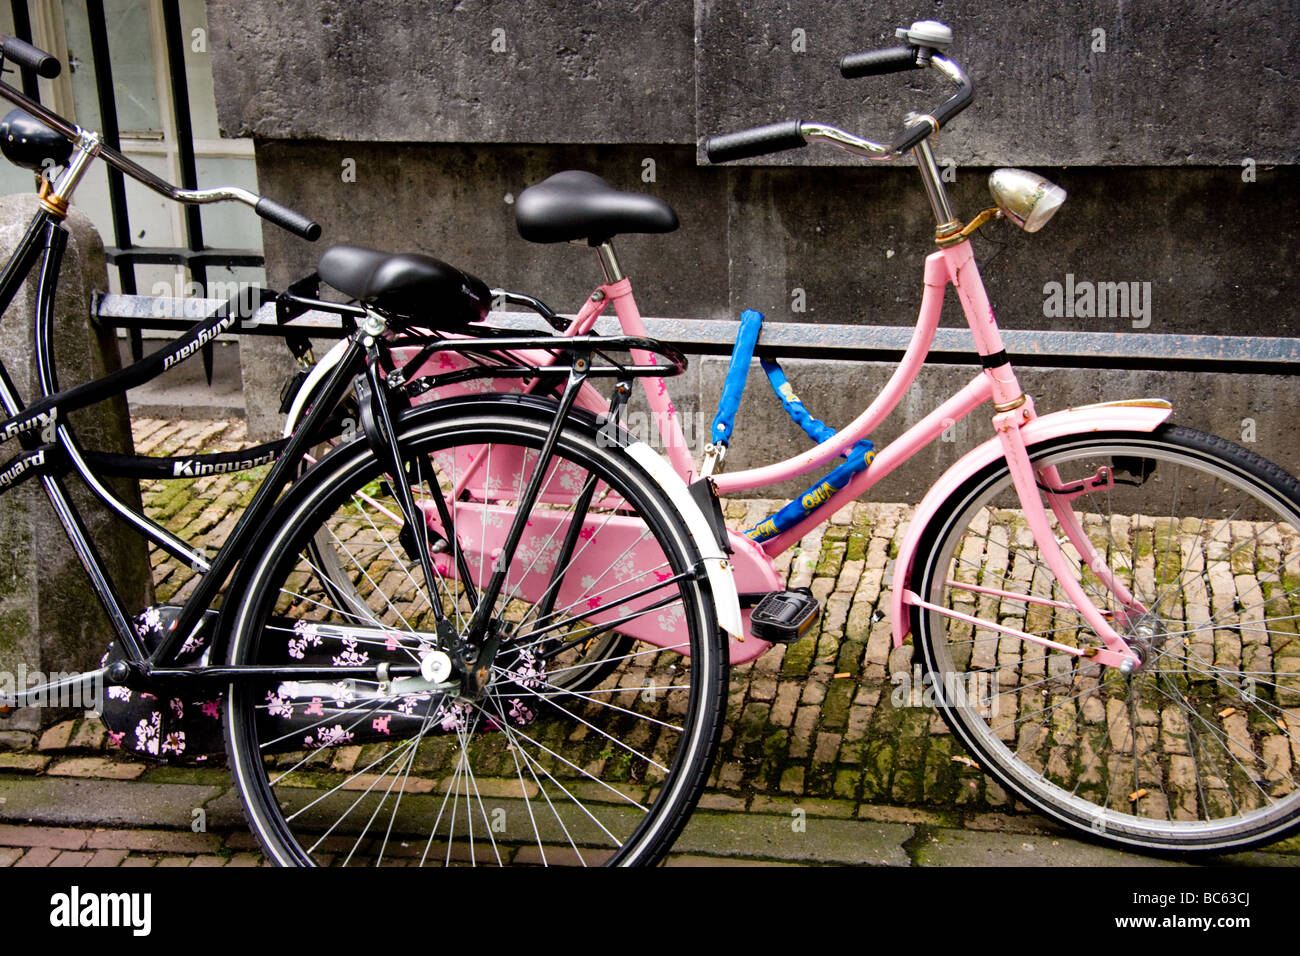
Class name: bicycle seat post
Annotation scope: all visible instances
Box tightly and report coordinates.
[595,240,624,283]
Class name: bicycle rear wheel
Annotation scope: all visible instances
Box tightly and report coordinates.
[299,442,635,694]
[225,399,726,866]
[912,424,1300,852]
[293,364,633,692]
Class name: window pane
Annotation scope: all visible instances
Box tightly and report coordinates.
[195,155,262,250]
[68,150,179,293]
[179,0,219,140]
[62,0,161,135]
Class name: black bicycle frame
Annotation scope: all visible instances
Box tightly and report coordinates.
[0,207,691,703]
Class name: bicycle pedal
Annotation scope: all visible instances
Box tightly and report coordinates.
[750,587,820,644]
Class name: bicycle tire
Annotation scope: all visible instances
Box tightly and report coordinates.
[225,398,726,866]
[912,424,1300,852]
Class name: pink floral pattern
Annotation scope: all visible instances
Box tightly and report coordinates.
[288,620,323,660]
[436,700,472,732]
[99,608,223,762]
[331,636,368,667]
[266,690,293,718]
[304,724,355,749]
[508,699,534,725]
[134,712,161,756]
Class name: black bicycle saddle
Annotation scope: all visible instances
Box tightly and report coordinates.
[317,245,491,328]
[515,170,679,245]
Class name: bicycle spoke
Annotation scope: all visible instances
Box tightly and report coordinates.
[463,698,633,845]
[490,666,687,733]
[486,694,588,865]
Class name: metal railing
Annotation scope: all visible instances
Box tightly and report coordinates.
[93,293,1300,377]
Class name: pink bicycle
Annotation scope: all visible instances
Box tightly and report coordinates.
[280,20,1300,860]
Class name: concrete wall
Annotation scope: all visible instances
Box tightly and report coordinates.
[203,0,1300,482]
[206,0,696,144]
[694,0,1297,167]
[208,0,1296,165]
[245,142,1299,333]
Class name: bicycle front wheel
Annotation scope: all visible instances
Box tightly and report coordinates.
[225,399,726,866]
[912,424,1300,852]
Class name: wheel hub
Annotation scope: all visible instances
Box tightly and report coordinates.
[1120,613,1169,674]
[442,619,504,699]
[437,619,546,726]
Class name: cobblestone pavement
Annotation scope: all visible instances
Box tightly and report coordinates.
[1,418,1298,867]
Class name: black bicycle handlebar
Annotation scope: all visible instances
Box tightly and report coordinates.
[929,78,974,129]
[0,36,61,79]
[885,76,974,153]
[255,197,322,241]
[839,46,920,78]
[708,44,973,163]
[705,120,807,163]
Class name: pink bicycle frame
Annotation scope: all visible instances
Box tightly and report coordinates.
[580,238,1147,670]
[376,221,1151,670]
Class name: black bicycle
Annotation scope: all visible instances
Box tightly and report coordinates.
[0,35,735,867]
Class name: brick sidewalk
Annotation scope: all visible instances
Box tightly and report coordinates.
[1,418,1297,866]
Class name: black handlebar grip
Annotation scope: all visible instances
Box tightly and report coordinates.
[1,36,61,79]
[255,197,322,241]
[705,120,806,163]
[887,78,975,154]
[839,46,919,79]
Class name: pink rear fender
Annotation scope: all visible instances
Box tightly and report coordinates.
[889,401,1174,646]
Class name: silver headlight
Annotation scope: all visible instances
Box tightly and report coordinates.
[988,168,1067,233]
